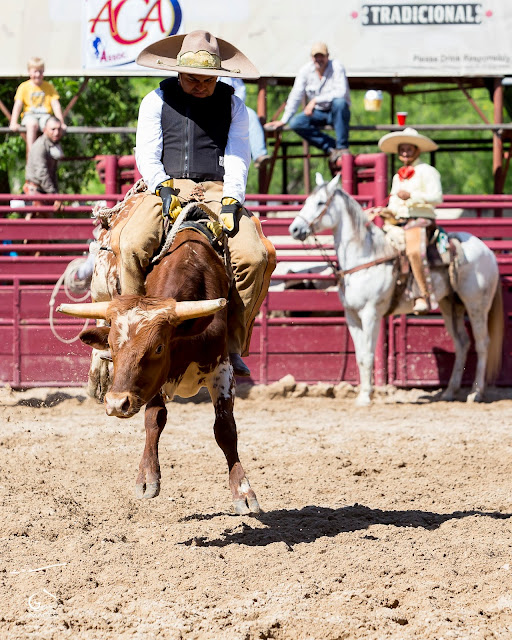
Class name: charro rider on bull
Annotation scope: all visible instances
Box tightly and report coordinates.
[371,127,442,314]
[115,30,276,377]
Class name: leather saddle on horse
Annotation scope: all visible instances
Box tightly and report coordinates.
[383,224,466,315]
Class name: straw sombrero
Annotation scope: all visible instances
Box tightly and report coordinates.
[136,30,260,79]
[378,127,438,153]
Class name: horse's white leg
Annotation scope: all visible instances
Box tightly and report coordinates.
[438,297,470,401]
[346,306,380,406]
[464,305,490,403]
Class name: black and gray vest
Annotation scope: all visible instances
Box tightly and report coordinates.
[159,77,233,181]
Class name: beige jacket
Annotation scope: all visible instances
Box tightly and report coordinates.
[387,159,443,220]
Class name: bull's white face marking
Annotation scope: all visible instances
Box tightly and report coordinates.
[115,309,138,349]
[115,307,170,349]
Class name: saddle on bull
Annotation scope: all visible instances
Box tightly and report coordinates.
[57,185,269,513]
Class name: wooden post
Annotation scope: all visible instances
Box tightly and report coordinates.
[63,77,90,119]
[493,79,504,194]
[341,153,355,194]
[303,140,311,194]
[103,155,119,207]
[390,93,396,178]
[0,99,27,143]
[259,296,269,384]
[0,98,12,122]
[374,318,387,387]
[456,79,490,124]
[257,78,267,122]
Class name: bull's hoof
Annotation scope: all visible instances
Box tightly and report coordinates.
[233,495,261,515]
[135,482,160,499]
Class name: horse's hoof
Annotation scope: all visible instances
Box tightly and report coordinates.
[467,391,483,403]
[440,390,455,402]
[355,394,372,407]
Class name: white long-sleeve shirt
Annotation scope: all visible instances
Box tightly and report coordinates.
[135,85,250,204]
[387,159,443,220]
[219,77,246,102]
[281,59,351,124]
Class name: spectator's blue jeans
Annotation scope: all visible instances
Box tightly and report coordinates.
[247,106,268,160]
[288,97,351,152]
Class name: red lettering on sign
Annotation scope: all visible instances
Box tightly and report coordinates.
[89,0,168,46]
[139,1,166,34]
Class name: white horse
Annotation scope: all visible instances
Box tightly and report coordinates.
[289,174,504,405]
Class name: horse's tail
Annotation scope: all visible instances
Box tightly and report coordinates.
[486,279,504,383]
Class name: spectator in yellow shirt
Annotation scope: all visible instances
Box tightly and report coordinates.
[9,57,67,153]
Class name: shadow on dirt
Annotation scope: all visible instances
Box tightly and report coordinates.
[180,503,512,549]
[16,392,87,408]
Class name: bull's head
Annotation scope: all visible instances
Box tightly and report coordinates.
[58,296,226,418]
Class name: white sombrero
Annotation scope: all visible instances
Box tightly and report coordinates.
[378,127,438,153]
[137,30,260,79]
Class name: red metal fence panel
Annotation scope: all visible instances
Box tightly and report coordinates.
[1,183,512,388]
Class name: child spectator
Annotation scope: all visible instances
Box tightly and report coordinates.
[9,56,67,153]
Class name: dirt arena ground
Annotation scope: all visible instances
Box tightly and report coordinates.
[1,382,512,640]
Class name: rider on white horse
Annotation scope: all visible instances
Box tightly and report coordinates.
[372,128,442,314]
[290,174,503,405]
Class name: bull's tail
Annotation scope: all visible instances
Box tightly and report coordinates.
[486,280,504,383]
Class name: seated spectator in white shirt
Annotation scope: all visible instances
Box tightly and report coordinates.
[265,42,351,165]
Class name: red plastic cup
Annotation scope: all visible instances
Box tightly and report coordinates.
[396,112,408,126]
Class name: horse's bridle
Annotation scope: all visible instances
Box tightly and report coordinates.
[296,186,398,284]
[295,187,341,233]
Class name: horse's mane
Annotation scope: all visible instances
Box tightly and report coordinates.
[340,190,394,256]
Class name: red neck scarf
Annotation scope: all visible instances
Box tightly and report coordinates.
[398,165,415,181]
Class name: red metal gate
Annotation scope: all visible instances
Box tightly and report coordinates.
[1,155,512,389]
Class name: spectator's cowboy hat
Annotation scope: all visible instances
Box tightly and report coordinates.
[378,127,438,153]
[137,30,259,79]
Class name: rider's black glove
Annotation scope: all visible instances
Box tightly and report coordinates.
[220,197,242,237]
[155,179,181,219]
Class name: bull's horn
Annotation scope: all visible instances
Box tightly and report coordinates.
[174,298,226,321]
[57,301,111,319]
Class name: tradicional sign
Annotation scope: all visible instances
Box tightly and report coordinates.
[1,0,511,78]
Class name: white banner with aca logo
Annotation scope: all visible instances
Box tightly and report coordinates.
[81,0,183,71]
[0,0,510,78]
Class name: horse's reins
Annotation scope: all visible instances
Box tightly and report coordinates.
[295,189,343,282]
[300,188,398,283]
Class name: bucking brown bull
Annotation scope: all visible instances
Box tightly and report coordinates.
[58,196,260,514]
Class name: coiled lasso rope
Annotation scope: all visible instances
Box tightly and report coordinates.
[48,256,91,344]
